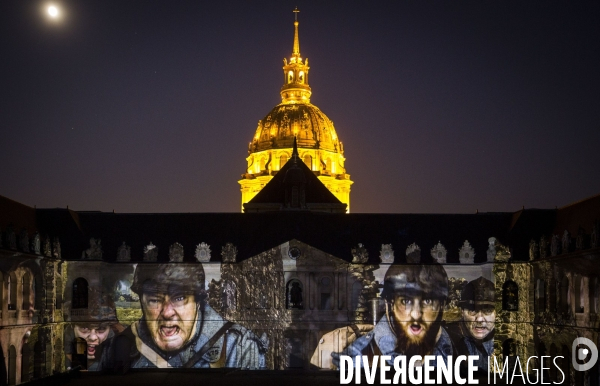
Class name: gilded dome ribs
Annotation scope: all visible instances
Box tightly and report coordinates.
[239,10,353,212]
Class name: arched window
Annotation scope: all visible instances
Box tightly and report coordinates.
[8,272,17,310]
[502,339,516,356]
[22,272,31,310]
[350,281,362,311]
[0,272,3,310]
[502,280,518,311]
[548,278,557,312]
[54,339,62,373]
[8,345,16,386]
[593,277,599,314]
[286,279,303,309]
[21,337,31,383]
[285,336,304,368]
[222,281,237,310]
[32,276,36,309]
[33,340,43,379]
[55,277,63,310]
[279,154,288,169]
[319,276,332,310]
[559,276,570,314]
[303,155,312,169]
[287,71,294,84]
[258,289,269,309]
[535,279,546,313]
[574,275,584,313]
[72,278,88,309]
[298,71,304,83]
[502,339,518,375]
[45,343,52,375]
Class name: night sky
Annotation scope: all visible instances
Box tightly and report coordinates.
[1,1,599,214]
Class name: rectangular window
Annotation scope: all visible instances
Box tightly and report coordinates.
[320,293,331,310]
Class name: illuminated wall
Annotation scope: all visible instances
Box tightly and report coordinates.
[60,238,599,380]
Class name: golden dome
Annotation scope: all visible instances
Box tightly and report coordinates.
[249,103,344,155]
[239,9,353,212]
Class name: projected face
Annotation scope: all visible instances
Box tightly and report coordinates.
[391,295,442,344]
[462,307,495,340]
[74,324,110,359]
[141,291,198,352]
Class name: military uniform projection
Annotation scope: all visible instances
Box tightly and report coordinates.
[447,276,496,372]
[321,264,454,369]
[64,292,120,371]
[106,264,267,369]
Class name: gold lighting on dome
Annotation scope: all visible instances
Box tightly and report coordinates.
[238,8,353,212]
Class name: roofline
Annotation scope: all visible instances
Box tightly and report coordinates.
[558,192,600,210]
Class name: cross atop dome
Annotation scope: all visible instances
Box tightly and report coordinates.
[239,10,353,213]
[293,7,300,56]
[281,8,311,104]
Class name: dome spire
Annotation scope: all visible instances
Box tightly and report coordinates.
[280,8,312,104]
[292,136,299,161]
[240,9,353,213]
[293,7,300,57]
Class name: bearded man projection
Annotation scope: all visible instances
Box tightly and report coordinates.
[314,264,453,369]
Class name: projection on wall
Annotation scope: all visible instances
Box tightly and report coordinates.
[63,241,511,372]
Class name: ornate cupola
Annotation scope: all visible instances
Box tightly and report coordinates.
[280,8,311,104]
[239,9,353,212]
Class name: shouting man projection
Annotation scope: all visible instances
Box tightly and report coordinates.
[109,264,266,369]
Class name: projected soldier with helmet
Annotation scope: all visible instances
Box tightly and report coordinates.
[314,264,453,368]
[108,264,266,369]
[447,276,496,372]
[379,264,453,360]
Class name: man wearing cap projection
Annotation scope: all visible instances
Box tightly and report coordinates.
[315,264,453,369]
[447,276,496,372]
[110,264,266,369]
[64,293,122,371]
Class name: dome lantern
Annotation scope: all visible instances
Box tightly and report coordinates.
[239,9,353,212]
[280,7,312,104]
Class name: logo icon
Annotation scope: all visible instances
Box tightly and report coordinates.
[572,337,598,372]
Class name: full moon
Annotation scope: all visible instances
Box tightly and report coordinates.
[47,5,59,18]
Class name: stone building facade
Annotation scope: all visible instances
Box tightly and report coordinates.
[1,193,600,384]
[2,12,600,382]
[0,197,65,385]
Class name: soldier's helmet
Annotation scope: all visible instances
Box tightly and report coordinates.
[131,264,206,301]
[70,289,118,324]
[381,264,449,302]
[458,276,495,310]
